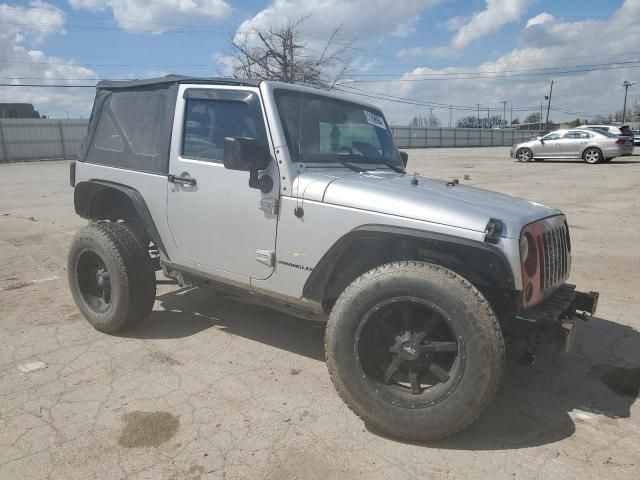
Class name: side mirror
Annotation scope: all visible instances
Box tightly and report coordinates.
[224,137,272,192]
[399,150,409,167]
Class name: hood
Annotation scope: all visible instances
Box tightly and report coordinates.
[292,169,560,238]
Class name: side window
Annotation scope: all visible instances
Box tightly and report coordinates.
[182,97,267,163]
[544,132,563,140]
[563,132,578,139]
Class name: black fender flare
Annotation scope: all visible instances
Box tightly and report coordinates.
[302,224,515,305]
[74,180,168,259]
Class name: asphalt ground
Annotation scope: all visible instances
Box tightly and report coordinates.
[1,148,639,479]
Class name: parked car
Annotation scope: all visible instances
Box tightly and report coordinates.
[69,75,598,441]
[580,124,635,141]
[633,129,640,146]
[511,128,634,164]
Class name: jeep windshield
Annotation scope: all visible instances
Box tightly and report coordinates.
[274,89,403,170]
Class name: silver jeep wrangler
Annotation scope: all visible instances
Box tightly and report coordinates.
[68,75,598,441]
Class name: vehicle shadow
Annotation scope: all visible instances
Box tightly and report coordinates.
[124,286,326,360]
[134,286,639,450]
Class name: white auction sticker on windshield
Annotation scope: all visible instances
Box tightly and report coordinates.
[364,110,386,129]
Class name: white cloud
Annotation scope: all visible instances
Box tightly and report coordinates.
[431,0,532,55]
[69,0,231,33]
[443,15,467,32]
[231,0,441,44]
[217,0,441,78]
[525,12,554,28]
[0,2,97,117]
[344,0,640,125]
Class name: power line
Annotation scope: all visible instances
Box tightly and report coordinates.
[339,84,543,111]
[348,63,640,82]
[346,60,640,78]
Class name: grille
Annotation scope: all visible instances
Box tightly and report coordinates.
[541,222,571,290]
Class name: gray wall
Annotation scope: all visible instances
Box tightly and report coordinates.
[0,119,89,163]
[391,127,543,148]
[0,120,542,163]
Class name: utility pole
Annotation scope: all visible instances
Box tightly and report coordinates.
[622,80,636,123]
[501,101,507,128]
[544,80,554,130]
[449,105,452,128]
[476,104,480,128]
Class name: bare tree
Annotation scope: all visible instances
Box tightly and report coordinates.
[229,15,352,90]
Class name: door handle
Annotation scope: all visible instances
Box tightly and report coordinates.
[168,174,196,186]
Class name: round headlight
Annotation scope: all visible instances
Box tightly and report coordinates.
[520,232,538,276]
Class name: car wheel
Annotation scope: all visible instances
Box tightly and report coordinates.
[583,148,602,164]
[516,148,533,162]
[68,222,156,333]
[325,262,504,441]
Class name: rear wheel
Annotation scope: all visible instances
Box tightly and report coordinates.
[325,262,504,441]
[583,148,602,164]
[516,148,533,162]
[68,222,156,333]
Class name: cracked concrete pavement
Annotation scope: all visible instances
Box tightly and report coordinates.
[1,149,639,479]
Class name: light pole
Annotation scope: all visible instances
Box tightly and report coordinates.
[622,80,635,123]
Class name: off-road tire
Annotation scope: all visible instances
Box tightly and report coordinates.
[583,147,602,164]
[68,222,156,333]
[325,262,504,441]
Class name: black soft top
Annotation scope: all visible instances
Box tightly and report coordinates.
[81,75,262,174]
[96,75,262,90]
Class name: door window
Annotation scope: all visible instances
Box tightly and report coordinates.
[182,96,268,163]
[564,131,591,139]
[542,132,563,141]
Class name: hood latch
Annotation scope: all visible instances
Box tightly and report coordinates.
[484,218,504,244]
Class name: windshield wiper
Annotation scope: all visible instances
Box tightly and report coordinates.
[337,161,368,173]
[376,161,405,174]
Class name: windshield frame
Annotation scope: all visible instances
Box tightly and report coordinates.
[272,87,403,169]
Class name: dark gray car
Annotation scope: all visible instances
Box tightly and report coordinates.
[511,128,634,164]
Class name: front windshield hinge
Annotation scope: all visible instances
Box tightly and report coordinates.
[259,198,279,215]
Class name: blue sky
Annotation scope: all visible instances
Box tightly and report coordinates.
[1,0,639,123]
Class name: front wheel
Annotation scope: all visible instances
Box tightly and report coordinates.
[325,262,504,441]
[583,148,602,164]
[516,148,533,162]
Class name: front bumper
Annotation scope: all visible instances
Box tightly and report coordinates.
[515,284,599,352]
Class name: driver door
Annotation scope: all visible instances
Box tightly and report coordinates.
[536,132,565,157]
[166,86,279,280]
